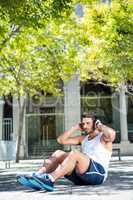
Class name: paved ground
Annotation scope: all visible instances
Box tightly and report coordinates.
[0,156,133,200]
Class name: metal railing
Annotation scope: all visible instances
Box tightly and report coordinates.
[2,118,13,141]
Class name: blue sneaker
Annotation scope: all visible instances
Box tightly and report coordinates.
[25,173,47,190]
[32,173,54,191]
[16,174,41,190]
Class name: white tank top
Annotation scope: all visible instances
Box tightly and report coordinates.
[81,133,112,174]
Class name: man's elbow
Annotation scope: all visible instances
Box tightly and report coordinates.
[104,130,116,142]
[110,130,116,142]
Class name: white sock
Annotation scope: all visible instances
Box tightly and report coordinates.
[48,174,55,182]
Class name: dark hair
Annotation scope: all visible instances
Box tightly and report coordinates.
[81,112,97,130]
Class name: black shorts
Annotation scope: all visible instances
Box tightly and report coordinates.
[65,159,106,185]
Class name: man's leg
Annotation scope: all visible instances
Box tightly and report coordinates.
[37,150,69,174]
[17,150,69,190]
[50,150,90,181]
[30,150,90,191]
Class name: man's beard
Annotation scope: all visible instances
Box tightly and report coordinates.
[86,129,94,134]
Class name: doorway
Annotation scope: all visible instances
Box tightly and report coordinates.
[26,112,64,158]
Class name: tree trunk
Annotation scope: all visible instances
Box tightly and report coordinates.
[15,96,26,163]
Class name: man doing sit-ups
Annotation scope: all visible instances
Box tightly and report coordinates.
[17,112,116,191]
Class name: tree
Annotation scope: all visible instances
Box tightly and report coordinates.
[78,0,133,92]
[0,0,81,162]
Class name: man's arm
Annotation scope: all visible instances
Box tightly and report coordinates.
[96,120,116,143]
[57,124,84,145]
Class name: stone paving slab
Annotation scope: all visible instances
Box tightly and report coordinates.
[0,157,133,200]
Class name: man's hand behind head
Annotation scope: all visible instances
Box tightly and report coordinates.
[95,120,103,132]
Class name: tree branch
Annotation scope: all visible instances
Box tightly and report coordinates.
[0,25,21,52]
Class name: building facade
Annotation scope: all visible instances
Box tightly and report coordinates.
[0,76,133,158]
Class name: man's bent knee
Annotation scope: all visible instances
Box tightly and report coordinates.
[45,159,52,164]
[52,150,67,157]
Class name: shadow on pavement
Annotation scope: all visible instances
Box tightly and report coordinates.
[0,171,133,195]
